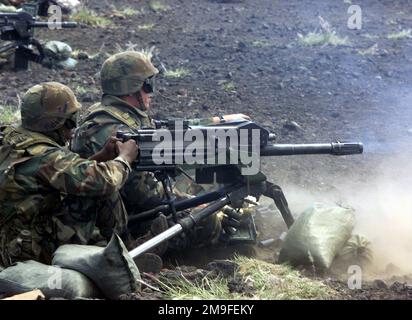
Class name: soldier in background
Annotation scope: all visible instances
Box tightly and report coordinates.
[0,82,138,268]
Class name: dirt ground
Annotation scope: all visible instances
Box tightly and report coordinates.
[1,0,412,299]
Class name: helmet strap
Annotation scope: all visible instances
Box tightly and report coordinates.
[134,90,147,111]
[43,129,67,147]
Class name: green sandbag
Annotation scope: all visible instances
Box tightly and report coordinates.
[0,4,17,13]
[0,260,101,299]
[278,203,355,270]
[52,234,141,300]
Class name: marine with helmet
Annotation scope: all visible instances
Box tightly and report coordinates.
[71,50,251,253]
[0,82,139,268]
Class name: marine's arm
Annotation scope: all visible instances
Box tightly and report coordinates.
[72,121,127,158]
[72,120,166,212]
[88,136,121,162]
[36,145,136,197]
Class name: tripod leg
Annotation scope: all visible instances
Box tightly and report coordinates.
[263,181,295,229]
[14,47,29,71]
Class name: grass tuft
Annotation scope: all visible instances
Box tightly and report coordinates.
[149,1,170,12]
[298,16,349,47]
[158,257,339,300]
[0,105,20,124]
[74,85,87,95]
[219,80,236,92]
[234,256,338,300]
[164,68,190,78]
[120,7,141,16]
[358,43,379,56]
[71,7,112,27]
[387,29,412,40]
[138,23,156,31]
[363,34,380,40]
[160,274,239,300]
[252,39,274,47]
[298,31,348,46]
[73,85,99,96]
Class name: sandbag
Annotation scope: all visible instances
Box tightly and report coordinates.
[278,203,355,270]
[52,234,141,300]
[0,4,17,12]
[0,260,101,299]
[43,41,78,70]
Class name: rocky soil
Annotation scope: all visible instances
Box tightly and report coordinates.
[1,0,412,299]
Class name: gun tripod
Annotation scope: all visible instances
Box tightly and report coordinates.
[127,177,295,258]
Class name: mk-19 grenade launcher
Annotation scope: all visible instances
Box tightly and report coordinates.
[116,120,363,258]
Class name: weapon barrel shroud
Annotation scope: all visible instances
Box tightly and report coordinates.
[261,142,363,156]
[32,21,77,28]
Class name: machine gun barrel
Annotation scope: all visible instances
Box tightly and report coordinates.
[0,13,77,27]
[0,13,19,19]
[0,11,77,27]
[31,21,77,28]
[261,142,363,156]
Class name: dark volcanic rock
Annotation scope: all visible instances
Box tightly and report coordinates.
[206,260,239,278]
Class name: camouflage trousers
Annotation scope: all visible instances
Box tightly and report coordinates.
[0,192,128,268]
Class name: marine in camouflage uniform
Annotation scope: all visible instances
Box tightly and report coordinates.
[72,51,230,249]
[72,51,215,214]
[0,82,135,268]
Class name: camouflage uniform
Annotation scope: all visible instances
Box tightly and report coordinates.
[0,83,131,268]
[72,95,165,213]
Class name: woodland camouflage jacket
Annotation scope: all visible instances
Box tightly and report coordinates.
[0,125,130,266]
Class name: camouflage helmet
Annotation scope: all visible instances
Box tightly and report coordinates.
[100,51,159,96]
[21,82,81,133]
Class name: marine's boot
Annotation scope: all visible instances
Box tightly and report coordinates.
[133,252,163,274]
[131,214,169,256]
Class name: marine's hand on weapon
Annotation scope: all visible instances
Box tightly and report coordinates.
[116,139,139,164]
[212,113,251,123]
[88,136,121,162]
[219,205,251,235]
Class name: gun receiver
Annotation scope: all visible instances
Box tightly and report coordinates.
[117,120,363,172]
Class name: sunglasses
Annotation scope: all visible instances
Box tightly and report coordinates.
[142,77,155,94]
